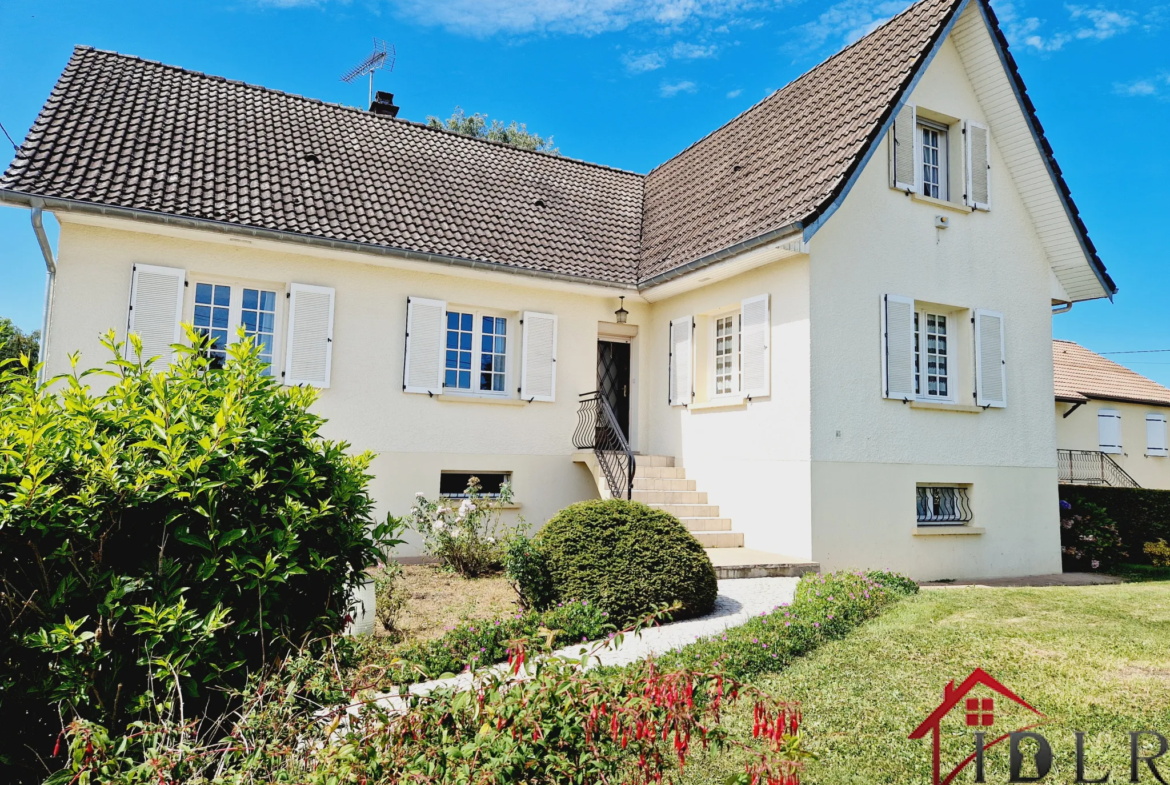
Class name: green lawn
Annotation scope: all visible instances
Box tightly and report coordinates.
[682,582,1170,784]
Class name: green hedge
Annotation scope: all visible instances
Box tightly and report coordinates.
[658,570,917,680]
[1060,485,1170,565]
[535,499,718,623]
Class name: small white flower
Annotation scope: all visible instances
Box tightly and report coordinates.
[458,498,474,519]
[487,536,496,544]
[415,491,425,498]
[434,521,446,533]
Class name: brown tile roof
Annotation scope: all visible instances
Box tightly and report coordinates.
[1053,340,1170,407]
[0,47,644,285]
[639,0,958,280]
[0,0,1113,294]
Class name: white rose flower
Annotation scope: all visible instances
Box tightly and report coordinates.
[434,520,446,532]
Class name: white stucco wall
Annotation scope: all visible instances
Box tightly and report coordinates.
[805,35,1063,578]
[1056,400,1170,490]
[643,257,813,559]
[44,218,648,555]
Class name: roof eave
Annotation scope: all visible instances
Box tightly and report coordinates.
[0,189,641,293]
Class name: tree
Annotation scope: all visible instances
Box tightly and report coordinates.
[426,107,559,154]
[0,317,39,374]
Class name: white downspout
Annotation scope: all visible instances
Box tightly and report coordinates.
[29,198,57,384]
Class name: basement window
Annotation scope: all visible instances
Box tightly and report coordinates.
[916,485,972,525]
[440,472,512,499]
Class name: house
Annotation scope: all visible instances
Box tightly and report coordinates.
[0,0,1117,580]
[1054,340,1170,490]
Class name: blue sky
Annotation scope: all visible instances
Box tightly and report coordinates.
[1,0,1167,381]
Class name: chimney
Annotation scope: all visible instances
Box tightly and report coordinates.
[369,90,400,117]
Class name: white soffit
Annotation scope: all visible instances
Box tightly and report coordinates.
[951,3,1110,302]
[639,235,808,303]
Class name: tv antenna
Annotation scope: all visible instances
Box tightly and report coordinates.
[341,38,395,106]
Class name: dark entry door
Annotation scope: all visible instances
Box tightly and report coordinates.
[597,340,631,440]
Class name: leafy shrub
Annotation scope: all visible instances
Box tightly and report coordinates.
[1060,497,1126,570]
[862,569,919,596]
[408,477,516,576]
[0,331,399,782]
[505,533,554,610]
[1144,539,1170,567]
[535,499,718,623]
[353,597,611,686]
[1059,485,1170,565]
[373,562,409,638]
[660,571,909,680]
[48,615,809,785]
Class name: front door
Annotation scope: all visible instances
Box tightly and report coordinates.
[598,340,631,440]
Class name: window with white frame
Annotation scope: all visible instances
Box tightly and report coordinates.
[914,311,950,399]
[191,281,281,374]
[712,313,741,396]
[919,121,948,199]
[444,310,509,394]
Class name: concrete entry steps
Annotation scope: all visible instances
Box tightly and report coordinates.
[631,455,745,548]
[705,547,820,580]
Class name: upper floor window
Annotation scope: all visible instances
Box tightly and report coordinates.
[919,121,948,200]
[192,281,280,374]
[445,311,508,394]
[713,313,740,396]
[915,311,950,399]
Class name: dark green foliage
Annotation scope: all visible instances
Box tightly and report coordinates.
[504,533,554,610]
[0,331,398,782]
[659,570,912,680]
[426,107,558,154]
[1060,485,1170,566]
[353,598,610,687]
[534,499,718,624]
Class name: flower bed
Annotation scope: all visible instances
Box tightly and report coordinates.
[659,570,917,680]
[354,598,611,686]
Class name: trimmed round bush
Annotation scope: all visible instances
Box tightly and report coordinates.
[535,499,718,623]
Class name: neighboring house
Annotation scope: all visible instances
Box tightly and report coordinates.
[1054,340,1170,490]
[0,0,1117,580]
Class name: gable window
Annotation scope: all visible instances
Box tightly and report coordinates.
[920,121,948,199]
[914,312,950,399]
[713,313,741,396]
[445,311,508,394]
[192,281,281,374]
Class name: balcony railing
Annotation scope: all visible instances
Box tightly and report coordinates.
[573,391,635,500]
[1057,449,1140,488]
[916,486,973,525]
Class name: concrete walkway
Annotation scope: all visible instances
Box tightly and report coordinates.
[921,572,1124,588]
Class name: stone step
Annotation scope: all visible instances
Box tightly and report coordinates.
[692,531,744,548]
[680,517,733,531]
[632,490,708,505]
[634,454,676,468]
[651,503,721,518]
[633,466,686,480]
[632,477,696,491]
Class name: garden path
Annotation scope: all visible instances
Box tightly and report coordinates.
[356,577,800,717]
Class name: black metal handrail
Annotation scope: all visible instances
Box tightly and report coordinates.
[916,486,973,525]
[1057,449,1140,488]
[574,391,636,500]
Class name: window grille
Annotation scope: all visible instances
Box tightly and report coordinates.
[916,486,972,525]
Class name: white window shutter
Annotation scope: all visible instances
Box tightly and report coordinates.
[964,120,991,211]
[668,316,693,407]
[882,295,915,400]
[1099,409,1122,454]
[890,103,917,191]
[520,311,557,402]
[403,297,446,394]
[1147,414,1168,457]
[741,294,770,398]
[973,309,1006,408]
[127,263,186,367]
[284,283,335,388]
